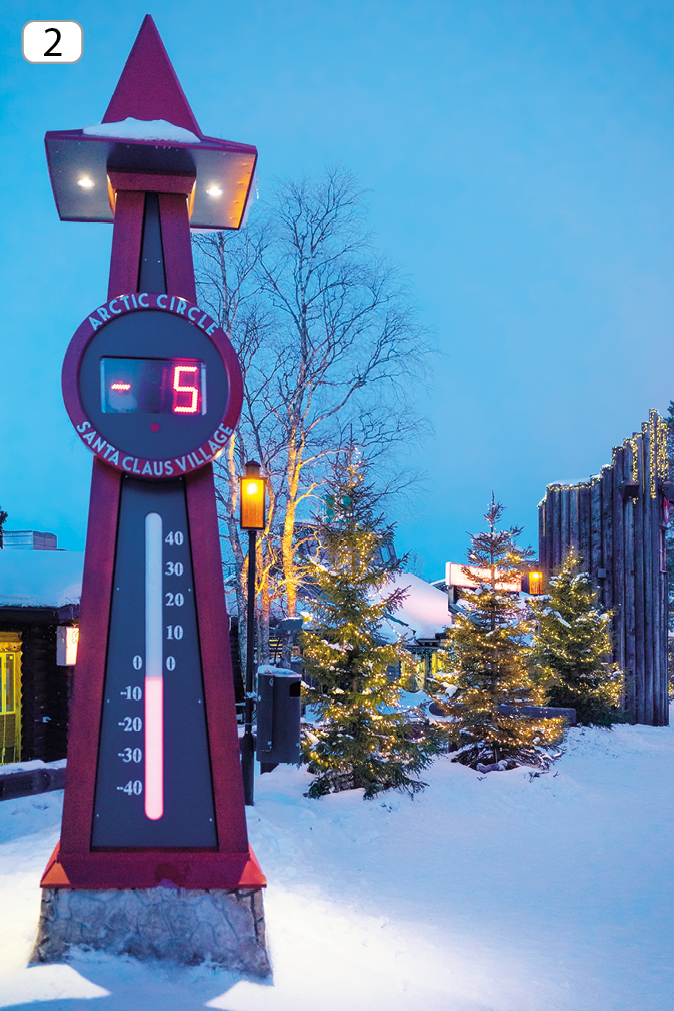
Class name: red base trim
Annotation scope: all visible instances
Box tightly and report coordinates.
[40,840,266,890]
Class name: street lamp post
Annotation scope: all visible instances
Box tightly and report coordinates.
[239,461,266,805]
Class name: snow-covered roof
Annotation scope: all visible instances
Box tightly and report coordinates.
[374,572,451,643]
[0,550,84,608]
[83,118,200,143]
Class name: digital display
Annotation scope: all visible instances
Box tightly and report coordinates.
[101,357,206,415]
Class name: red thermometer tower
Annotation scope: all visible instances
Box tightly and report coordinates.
[40,17,265,895]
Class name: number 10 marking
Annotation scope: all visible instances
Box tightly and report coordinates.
[145,512,163,820]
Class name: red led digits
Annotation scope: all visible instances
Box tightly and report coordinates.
[101,357,204,414]
[173,365,200,414]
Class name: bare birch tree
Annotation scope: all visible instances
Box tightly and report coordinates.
[194,167,432,658]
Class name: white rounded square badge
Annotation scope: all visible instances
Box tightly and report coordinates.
[23,21,83,63]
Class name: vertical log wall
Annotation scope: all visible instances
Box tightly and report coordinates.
[538,410,670,726]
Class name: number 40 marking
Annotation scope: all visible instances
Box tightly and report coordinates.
[117,780,143,795]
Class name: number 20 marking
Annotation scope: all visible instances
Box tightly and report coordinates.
[119,716,142,731]
[165,592,184,607]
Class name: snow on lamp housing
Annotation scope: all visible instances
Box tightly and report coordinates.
[45,129,257,230]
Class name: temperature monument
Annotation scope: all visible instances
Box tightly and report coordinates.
[32,16,269,972]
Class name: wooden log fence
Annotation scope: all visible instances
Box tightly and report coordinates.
[538,410,670,726]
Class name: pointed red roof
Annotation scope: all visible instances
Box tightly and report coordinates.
[102,15,202,137]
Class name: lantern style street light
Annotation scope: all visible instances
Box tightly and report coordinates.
[239,461,266,805]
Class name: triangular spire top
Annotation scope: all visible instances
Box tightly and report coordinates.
[102,15,202,137]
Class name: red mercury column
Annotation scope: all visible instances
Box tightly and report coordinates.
[40,16,265,892]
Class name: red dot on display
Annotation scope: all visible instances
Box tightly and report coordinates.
[150,423,160,432]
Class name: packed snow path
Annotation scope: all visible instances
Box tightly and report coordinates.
[1,717,673,1010]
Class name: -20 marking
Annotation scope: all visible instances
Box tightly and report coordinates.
[119,716,142,731]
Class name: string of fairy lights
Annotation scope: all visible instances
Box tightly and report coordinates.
[541,409,668,507]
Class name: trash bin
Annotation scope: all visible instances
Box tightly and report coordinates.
[255,666,301,764]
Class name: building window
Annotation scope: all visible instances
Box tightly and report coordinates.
[0,636,22,764]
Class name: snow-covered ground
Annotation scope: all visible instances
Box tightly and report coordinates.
[2,716,674,1010]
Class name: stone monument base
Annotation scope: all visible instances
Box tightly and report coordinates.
[31,885,270,975]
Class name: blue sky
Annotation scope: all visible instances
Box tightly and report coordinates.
[2,1,674,577]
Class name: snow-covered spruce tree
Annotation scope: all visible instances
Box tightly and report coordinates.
[300,460,442,799]
[433,496,563,769]
[528,548,624,726]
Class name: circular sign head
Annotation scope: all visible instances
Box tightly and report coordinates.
[62,293,243,479]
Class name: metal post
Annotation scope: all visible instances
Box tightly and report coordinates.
[241,527,257,805]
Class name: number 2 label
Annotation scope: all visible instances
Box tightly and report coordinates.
[22,21,83,63]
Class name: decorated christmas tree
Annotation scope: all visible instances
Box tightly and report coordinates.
[528,548,624,725]
[434,496,563,769]
[300,459,442,799]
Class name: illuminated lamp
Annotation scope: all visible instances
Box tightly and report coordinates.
[44,18,257,230]
[56,626,79,666]
[528,571,543,596]
[239,460,267,806]
[239,460,266,530]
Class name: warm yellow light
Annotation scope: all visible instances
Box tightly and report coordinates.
[78,177,95,189]
[239,462,266,530]
[206,185,223,197]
